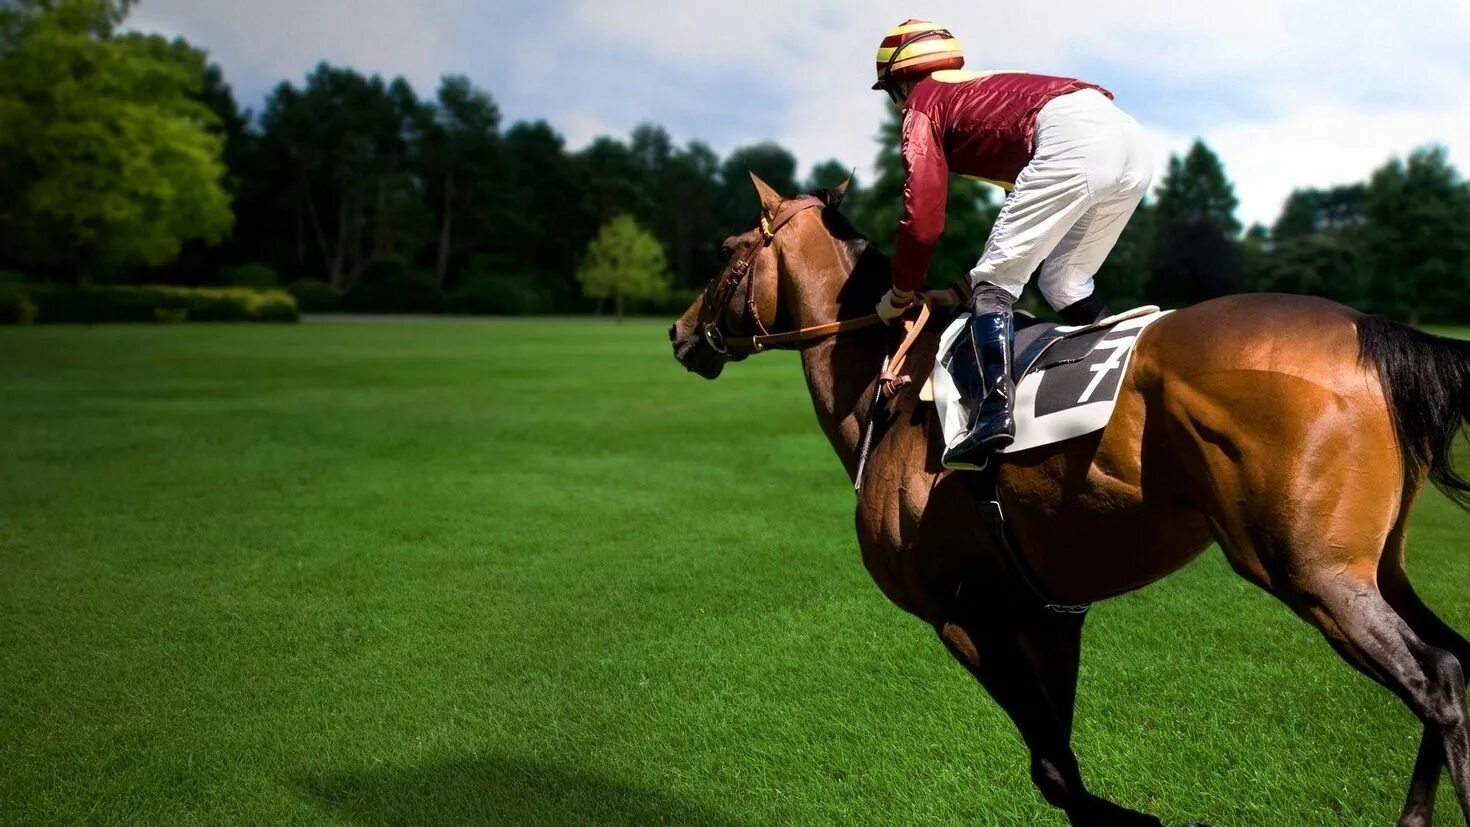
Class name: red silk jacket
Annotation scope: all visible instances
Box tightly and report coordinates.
[893,71,1112,291]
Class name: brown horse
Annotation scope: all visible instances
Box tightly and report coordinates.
[670,175,1470,826]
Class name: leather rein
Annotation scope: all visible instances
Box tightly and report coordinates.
[695,195,931,400]
[697,196,883,354]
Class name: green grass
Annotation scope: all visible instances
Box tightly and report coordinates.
[2,319,1469,826]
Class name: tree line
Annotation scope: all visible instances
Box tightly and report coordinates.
[4,0,1470,322]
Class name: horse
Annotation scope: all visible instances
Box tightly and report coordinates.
[668,173,1470,826]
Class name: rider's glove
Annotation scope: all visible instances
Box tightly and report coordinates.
[876,287,915,324]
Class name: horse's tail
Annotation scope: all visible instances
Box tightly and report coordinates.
[1357,314,1470,509]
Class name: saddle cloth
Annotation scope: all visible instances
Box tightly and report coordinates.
[924,306,1171,454]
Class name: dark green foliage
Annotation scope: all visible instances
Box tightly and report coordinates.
[285,279,342,313]
[1149,141,1244,304]
[341,259,443,314]
[717,143,801,233]
[221,262,279,289]
[1359,148,1470,324]
[4,3,1470,320]
[0,284,38,323]
[10,284,298,323]
[445,271,553,315]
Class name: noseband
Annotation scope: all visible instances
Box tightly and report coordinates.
[697,196,882,353]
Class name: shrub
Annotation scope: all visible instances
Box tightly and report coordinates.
[0,285,38,324]
[343,261,443,313]
[220,263,279,289]
[446,272,554,315]
[12,285,298,324]
[287,280,343,313]
[0,269,29,285]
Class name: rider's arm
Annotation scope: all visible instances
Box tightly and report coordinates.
[893,109,949,293]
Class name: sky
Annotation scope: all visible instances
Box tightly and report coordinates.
[127,0,1470,228]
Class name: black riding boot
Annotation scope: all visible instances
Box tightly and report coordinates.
[942,310,1016,470]
[1058,293,1110,327]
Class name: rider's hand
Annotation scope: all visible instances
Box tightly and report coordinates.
[876,287,915,324]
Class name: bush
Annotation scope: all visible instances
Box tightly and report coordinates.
[0,285,38,324]
[287,279,343,313]
[446,272,555,315]
[343,261,443,313]
[0,269,29,285]
[220,263,279,289]
[9,285,298,324]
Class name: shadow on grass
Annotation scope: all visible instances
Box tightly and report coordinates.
[299,753,743,826]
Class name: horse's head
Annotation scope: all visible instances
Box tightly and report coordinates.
[670,172,862,379]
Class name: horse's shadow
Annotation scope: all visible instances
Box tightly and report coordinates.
[298,753,743,826]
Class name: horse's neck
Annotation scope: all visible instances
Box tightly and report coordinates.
[788,234,889,482]
[799,333,886,481]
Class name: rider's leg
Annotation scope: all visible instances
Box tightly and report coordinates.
[944,149,1093,469]
[942,287,1018,469]
[1039,114,1153,327]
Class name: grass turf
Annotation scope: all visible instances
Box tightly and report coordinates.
[2,318,1469,826]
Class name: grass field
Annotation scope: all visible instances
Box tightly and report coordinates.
[3,319,1470,826]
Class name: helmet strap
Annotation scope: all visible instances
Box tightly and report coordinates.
[877,28,954,102]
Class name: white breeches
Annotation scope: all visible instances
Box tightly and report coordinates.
[968,88,1153,311]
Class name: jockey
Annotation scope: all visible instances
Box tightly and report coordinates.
[871,19,1153,469]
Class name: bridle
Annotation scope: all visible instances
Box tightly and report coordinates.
[696,196,883,354]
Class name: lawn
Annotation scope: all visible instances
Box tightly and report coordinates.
[3,319,1469,826]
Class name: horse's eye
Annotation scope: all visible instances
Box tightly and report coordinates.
[721,237,738,259]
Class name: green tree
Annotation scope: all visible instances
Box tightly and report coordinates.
[577,215,670,320]
[257,64,432,293]
[663,141,722,289]
[806,159,858,197]
[717,143,800,232]
[416,75,500,287]
[1149,140,1243,304]
[851,104,999,290]
[1360,147,1470,324]
[1272,184,1365,241]
[0,0,231,279]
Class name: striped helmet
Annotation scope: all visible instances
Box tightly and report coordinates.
[872,19,965,91]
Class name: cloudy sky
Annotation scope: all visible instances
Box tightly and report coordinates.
[128,0,1470,227]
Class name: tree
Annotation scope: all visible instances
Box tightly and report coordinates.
[716,143,800,232]
[1360,147,1470,324]
[1273,184,1366,241]
[257,64,431,293]
[576,215,670,320]
[1149,141,1243,304]
[806,159,858,197]
[0,0,231,279]
[416,75,500,287]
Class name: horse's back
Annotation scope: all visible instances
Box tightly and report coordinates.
[1130,293,1402,587]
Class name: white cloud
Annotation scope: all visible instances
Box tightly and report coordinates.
[1157,98,1470,229]
[125,0,1470,227]
[126,0,476,102]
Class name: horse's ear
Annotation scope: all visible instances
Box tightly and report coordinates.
[749,171,784,215]
[834,174,852,200]
[827,173,854,207]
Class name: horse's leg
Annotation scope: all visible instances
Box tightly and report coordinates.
[1280,572,1470,824]
[937,611,1162,827]
[1379,531,1470,827]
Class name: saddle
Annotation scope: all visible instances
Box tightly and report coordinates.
[919,305,1168,614]
[924,305,1169,454]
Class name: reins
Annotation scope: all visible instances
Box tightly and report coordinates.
[697,196,931,398]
